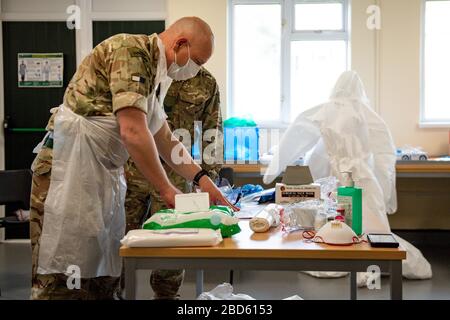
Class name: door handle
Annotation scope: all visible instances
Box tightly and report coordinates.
[3,116,46,133]
[3,115,10,131]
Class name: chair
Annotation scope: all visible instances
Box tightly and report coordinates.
[0,169,32,228]
[218,167,234,187]
[0,169,32,297]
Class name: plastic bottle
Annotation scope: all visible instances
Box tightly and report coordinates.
[337,172,362,236]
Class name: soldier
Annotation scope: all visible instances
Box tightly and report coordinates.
[124,67,223,299]
[30,17,236,300]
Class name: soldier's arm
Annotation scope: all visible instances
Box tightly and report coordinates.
[117,108,180,208]
[200,83,224,181]
[110,46,180,208]
[154,121,239,211]
[154,121,203,181]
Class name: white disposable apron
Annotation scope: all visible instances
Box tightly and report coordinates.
[37,105,129,278]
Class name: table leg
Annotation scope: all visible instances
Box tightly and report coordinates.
[390,261,403,300]
[196,270,204,298]
[350,271,357,300]
[124,258,137,300]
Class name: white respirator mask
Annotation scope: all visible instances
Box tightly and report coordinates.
[312,220,361,246]
[167,44,201,81]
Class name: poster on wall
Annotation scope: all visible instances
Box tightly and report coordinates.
[18,53,64,88]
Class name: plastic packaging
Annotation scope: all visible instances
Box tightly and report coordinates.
[143,206,241,238]
[121,228,223,248]
[281,200,324,233]
[240,188,276,204]
[250,204,283,233]
[197,283,256,300]
[241,184,264,197]
[197,283,304,300]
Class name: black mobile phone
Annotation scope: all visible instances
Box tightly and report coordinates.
[367,233,400,248]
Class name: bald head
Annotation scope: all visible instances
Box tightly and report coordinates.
[159,17,214,69]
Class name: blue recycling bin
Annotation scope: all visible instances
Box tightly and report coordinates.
[224,126,259,162]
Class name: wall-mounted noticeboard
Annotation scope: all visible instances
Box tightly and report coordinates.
[18,53,64,88]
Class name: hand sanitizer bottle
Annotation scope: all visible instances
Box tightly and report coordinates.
[337,172,362,236]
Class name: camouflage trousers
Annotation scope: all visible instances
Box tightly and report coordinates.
[124,159,187,300]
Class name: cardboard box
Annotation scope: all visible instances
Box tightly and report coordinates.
[275,166,321,204]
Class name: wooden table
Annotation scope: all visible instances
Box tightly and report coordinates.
[120,222,406,300]
[225,160,450,178]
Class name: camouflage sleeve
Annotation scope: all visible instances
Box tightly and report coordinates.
[109,47,154,114]
[201,82,223,181]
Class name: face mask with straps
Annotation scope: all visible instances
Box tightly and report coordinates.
[167,42,201,81]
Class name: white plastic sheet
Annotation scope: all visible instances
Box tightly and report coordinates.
[38,105,129,278]
[265,71,431,280]
[197,283,304,300]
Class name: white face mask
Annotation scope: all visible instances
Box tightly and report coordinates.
[167,44,201,81]
[313,220,361,245]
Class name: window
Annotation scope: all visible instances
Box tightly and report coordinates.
[229,0,349,125]
[421,0,450,126]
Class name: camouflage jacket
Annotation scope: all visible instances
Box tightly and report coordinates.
[46,33,160,130]
[163,67,223,179]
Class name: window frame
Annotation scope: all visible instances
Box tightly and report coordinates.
[228,0,350,127]
[420,0,450,128]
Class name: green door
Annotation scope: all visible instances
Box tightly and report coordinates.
[92,20,165,46]
[2,22,76,239]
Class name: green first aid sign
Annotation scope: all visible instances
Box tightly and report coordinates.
[18,53,64,88]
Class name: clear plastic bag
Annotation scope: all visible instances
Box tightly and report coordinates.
[281,200,326,233]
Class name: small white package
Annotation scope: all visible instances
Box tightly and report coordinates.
[175,193,210,213]
[250,204,283,233]
[120,228,223,248]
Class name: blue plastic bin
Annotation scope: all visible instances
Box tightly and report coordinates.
[224,127,259,162]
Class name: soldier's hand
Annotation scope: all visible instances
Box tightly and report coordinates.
[198,176,240,212]
[159,184,183,209]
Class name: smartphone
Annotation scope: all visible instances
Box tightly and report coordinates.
[367,233,400,248]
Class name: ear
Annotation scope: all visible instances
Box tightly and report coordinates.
[173,38,188,52]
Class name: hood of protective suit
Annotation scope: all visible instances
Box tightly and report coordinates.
[329,71,370,103]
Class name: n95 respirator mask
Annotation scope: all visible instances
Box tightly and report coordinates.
[313,220,361,246]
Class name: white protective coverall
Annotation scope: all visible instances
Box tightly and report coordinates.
[264,71,432,280]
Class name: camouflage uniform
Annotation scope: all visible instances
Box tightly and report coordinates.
[124,67,223,299]
[30,33,160,300]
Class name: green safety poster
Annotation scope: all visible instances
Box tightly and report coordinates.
[18,53,64,88]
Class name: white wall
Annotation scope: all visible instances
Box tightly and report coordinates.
[167,0,228,118]
[378,0,448,155]
[351,0,378,110]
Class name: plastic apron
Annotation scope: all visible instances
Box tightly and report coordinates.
[37,36,172,278]
[37,105,129,278]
